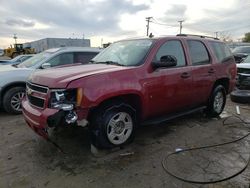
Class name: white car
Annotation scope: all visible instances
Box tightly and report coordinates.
[0,47,101,114]
[237,55,250,89]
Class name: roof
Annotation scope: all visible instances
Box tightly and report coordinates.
[45,47,102,53]
[117,34,222,43]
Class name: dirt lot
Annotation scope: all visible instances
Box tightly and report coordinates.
[1,99,250,188]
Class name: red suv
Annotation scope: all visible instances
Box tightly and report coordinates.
[22,35,237,149]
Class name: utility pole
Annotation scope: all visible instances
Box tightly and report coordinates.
[178,20,184,34]
[215,31,219,38]
[146,17,153,36]
[13,34,17,45]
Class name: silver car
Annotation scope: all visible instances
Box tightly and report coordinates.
[0,47,101,114]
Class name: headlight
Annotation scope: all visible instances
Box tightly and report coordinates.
[50,89,77,110]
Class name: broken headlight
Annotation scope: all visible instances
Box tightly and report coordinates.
[49,89,77,110]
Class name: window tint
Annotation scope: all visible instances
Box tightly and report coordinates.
[209,42,233,63]
[187,40,210,65]
[155,40,186,67]
[46,52,74,67]
[232,46,250,54]
[74,52,98,64]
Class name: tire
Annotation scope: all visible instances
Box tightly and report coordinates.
[3,87,25,114]
[90,101,137,149]
[206,85,226,117]
[230,90,250,104]
[11,52,18,59]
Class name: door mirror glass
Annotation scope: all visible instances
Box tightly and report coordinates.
[234,53,248,64]
[152,55,177,68]
[41,63,51,69]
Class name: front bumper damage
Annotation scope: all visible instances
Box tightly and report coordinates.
[22,98,88,140]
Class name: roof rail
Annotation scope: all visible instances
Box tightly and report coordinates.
[177,34,219,40]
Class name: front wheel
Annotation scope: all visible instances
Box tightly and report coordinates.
[206,85,226,117]
[3,87,25,114]
[90,102,137,149]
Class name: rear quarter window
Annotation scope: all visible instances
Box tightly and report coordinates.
[209,42,233,63]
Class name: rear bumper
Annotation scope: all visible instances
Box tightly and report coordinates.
[22,98,59,139]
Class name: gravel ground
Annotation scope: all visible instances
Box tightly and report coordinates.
[0,99,250,188]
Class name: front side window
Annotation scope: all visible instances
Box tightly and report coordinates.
[188,40,210,65]
[46,52,74,67]
[92,39,153,66]
[154,40,186,67]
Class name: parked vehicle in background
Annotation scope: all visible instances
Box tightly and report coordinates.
[0,47,101,114]
[3,44,36,58]
[0,54,34,65]
[236,55,250,89]
[22,34,237,149]
[232,46,250,55]
[0,49,4,56]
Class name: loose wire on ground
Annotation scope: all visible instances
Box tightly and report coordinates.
[162,115,250,184]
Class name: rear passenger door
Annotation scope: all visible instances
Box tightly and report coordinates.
[187,40,216,105]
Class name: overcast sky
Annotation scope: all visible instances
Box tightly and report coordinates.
[0,0,250,48]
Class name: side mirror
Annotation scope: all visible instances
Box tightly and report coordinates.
[152,55,177,69]
[41,63,51,69]
[234,53,248,64]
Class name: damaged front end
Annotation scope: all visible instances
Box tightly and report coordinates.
[22,83,85,140]
[47,89,80,128]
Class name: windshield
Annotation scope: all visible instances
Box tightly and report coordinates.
[18,52,51,68]
[232,46,250,54]
[243,56,250,63]
[92,39,153,66]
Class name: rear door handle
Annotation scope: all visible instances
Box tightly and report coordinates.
[181,72,191,79]
[208,68,215,74]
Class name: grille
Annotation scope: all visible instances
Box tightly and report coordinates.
[26,82,48,93]
[237,68,250,74]
[27,95,45,108]
[26,82,48,109]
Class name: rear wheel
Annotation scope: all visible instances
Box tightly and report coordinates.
[3,87,25,114]
[206,85,226,117]
[90,102,137,149]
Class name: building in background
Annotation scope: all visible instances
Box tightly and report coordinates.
[23,38,90,53]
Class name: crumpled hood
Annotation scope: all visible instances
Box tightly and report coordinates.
[29,64,128,88]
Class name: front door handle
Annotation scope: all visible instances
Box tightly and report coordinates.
[208,68,215,74]
[181,72,191,79]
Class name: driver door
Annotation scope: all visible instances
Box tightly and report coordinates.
[146,40,194,118]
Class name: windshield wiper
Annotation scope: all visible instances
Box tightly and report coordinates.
[89,60,124,66]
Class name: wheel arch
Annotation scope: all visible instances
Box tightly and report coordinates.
[88,93,143,121]
[1,82,26,104]
[213,78,230,94]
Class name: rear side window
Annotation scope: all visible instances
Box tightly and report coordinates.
[209,42,233,63]
[74,52,99,64]
[155,40,186,67]
[187,40,210,65]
